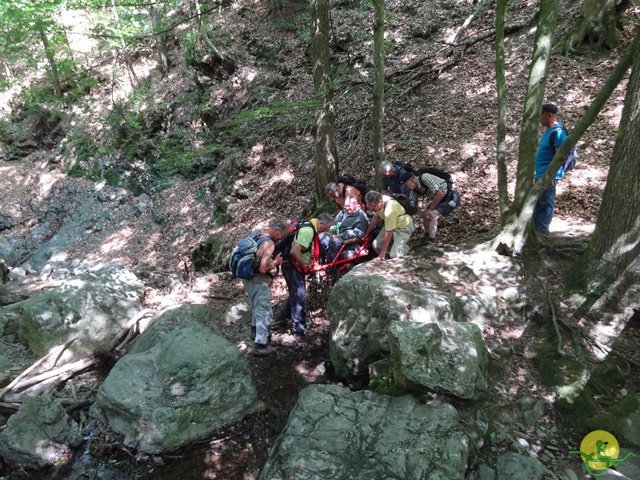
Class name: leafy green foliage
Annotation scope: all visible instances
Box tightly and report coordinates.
[218,98,318,142]
[368,373,406,396]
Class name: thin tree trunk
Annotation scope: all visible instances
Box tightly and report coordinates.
[194,0,225,62]
[311,0,338,207]
[512,0,558,210]
[150,5,170,74]
[111,0,138,86]
[372,0,385,187]
[495,0,509,220]
[37,27,63,96]
[492,31,638,256]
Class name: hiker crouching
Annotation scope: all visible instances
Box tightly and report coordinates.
[364,191,414,259]
[242,219,289,356]
[404,172,460,246]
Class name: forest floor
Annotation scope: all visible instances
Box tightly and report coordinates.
[2,0,640,478]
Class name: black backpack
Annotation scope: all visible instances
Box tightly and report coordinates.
[274,220,319,263]
[337,174,369,197]
[550,125,578,173]
[392,162,418,175]
[394,195,418,216]
[415,167,454,194]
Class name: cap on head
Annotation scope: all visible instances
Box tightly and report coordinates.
[399,170,413,183]
[286,219,298,232]
[541,103,558,115]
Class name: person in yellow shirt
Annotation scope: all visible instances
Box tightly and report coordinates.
[364,191,414,259]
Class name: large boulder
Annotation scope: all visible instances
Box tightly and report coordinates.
[622,409,640,448]
[327,266,463,383]
[260,384,469,480]
[388,321,488,399]
[91,308,261,454]
[496,452,552,480]
[9,266,144,361]
[0,395,83,469]
[0,354,9,387]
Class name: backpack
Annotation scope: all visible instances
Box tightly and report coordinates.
[229,230,272,279]
[415,167,454,194]
[550,125,578,173]
[274,220,320,266]
[393,162,418,175]
[393,196,418,216]
[337,174,369,197]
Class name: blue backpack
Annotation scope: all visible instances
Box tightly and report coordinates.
[550,125,578,173]
[229,230,271,279]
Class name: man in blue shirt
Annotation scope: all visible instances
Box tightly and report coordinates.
[533,103,567,235]
[379,161,413,198]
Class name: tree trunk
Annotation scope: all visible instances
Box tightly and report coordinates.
[576,31,640,297]
[149,5,170,74]
[495,0,509,220]
[492,30,639,256]
[557,0,618,54]
[111,0,139,86]
[37,27,63,96]
[372,0,385,186]
[310,0,338,207]
[512,0,558,211]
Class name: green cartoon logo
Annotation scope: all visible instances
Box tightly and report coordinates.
[570,430,637,476]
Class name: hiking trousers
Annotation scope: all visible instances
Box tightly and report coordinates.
[533,184,556,234]
[278,261,307,335]
[242,277,272,345]
[373,223,415,258]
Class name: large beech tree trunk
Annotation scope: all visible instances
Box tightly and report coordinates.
[576,32,640,301]
[558,0,618,54]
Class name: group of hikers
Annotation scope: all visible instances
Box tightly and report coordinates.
[234,101,572,355]
[232,160,462,356]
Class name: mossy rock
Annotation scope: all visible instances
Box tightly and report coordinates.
[191,235,230,272]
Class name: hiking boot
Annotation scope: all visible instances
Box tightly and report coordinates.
[252,343,276,356]
[292,326,306,338]
[422,235,436,246]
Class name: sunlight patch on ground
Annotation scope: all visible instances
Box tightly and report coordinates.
[37,171,66,198]
[566,164,608,187]
[603,103,624,129]
[100,228,134,255]
[268,170,295,186]
[549,217,595,236]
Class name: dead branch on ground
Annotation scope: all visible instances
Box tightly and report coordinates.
[0,309,153,403]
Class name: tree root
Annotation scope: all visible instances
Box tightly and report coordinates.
[547,290,569,357]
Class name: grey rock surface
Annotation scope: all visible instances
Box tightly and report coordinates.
[8,266,144,361]
[0,395,82,469]
[260,384,469,480]
[496,452,552,480]
[388,320,488,399]
[92,309,261,454]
